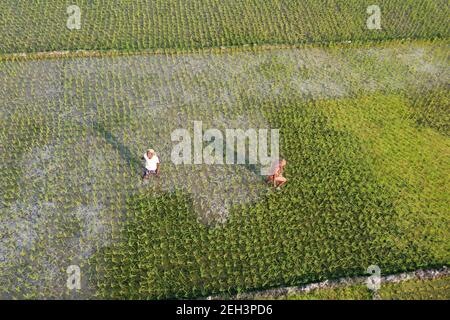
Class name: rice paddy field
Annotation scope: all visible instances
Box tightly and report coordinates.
[0,1,449,300]
[0,0,448,54]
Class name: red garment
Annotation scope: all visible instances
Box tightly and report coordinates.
[268,161,282,180]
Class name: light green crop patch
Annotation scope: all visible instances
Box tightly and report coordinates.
[319,94,450,264]
[378,276,450,300]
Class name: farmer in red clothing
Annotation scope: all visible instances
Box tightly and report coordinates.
[267,159,287,189]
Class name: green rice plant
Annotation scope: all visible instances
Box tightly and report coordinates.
[0,0,448,55]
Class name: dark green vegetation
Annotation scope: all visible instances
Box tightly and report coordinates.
[0,0,449,54]
[408,87,449,137]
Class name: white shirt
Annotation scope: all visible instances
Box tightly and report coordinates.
[144,153,160,171]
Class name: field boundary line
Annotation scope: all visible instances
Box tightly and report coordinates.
[207,266,449,300]
[0,38,448,62]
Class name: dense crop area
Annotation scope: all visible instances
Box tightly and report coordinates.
[0,0,449,54]
[1,40,448,299]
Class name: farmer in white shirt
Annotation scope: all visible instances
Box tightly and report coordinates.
[142,148,160,180]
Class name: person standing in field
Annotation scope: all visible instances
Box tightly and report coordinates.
[267,159,287,189]
[142,148,160,180]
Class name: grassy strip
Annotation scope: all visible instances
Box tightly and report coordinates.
[378,276,450,300]
[222,267,450,300]
[283,276,450,300]
[286,285,372,300]
[1,38,448,62]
